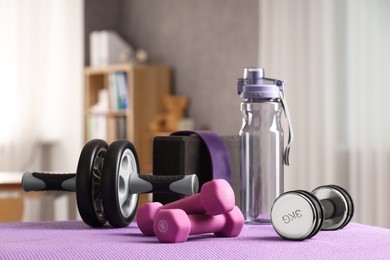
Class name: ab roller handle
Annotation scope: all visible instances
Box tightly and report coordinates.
[22,171,198,195]
[22,172,76,192]
[129,174,199,195]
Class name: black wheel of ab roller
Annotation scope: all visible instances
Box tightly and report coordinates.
[102,140,139,228]
[76,139,108,227]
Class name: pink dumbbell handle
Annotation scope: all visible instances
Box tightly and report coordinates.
[188,213,227,235]
[160,193,204,214]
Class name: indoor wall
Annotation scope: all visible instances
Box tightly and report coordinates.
[85,0,259,135]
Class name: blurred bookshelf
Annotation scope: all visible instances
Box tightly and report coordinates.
[84,64,171,173]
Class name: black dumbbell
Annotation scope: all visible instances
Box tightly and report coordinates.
[22,139,199,228]
[270,185,354,240]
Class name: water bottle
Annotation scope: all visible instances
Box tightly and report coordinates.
[238,67,293,224]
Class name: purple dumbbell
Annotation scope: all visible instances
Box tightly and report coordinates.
[136,179,235,235]
[153,206,244,243]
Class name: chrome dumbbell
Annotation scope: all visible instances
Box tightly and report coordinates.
[22,139,199,228]
[271,185,354,240]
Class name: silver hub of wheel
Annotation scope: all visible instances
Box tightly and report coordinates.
[117,148,138,218]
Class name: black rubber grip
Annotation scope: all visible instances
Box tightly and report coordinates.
[22,172,76,192]
[137,175,187,193]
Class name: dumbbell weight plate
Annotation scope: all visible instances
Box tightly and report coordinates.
[311,185,354,230]
[293,190,324,239]
[271,191,323,240]
[102,140,139,227]
[76,139,108,227]
[328,185,354,229]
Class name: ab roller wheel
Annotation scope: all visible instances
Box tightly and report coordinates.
[101,140,139,228]
[76,139,108,227]
[22,139,199,228]
[22,139,108,227]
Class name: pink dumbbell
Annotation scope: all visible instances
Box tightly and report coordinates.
[153,206,244,243]
[136,179,235,235]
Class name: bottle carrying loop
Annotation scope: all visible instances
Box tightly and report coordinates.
[260,77,293,166]
[279,89,293,166]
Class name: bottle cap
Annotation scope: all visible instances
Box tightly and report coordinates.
[237,67,285,100]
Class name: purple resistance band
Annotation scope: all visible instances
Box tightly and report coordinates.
[171,130,232,185]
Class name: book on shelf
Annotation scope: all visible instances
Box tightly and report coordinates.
[116,116,127,139]
[90,30,134,67]
[109,72,129,110]
[88,115,107,140]
[88,115,127,141]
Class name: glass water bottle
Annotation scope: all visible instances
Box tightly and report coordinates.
[238,67,292,224]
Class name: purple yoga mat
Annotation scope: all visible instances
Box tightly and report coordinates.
[0,221,389,259]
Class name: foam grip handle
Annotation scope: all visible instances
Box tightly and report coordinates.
[22,171,76,192]
[129,174,199,195]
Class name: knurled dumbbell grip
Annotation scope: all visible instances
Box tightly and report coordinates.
[22,172,76,192]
